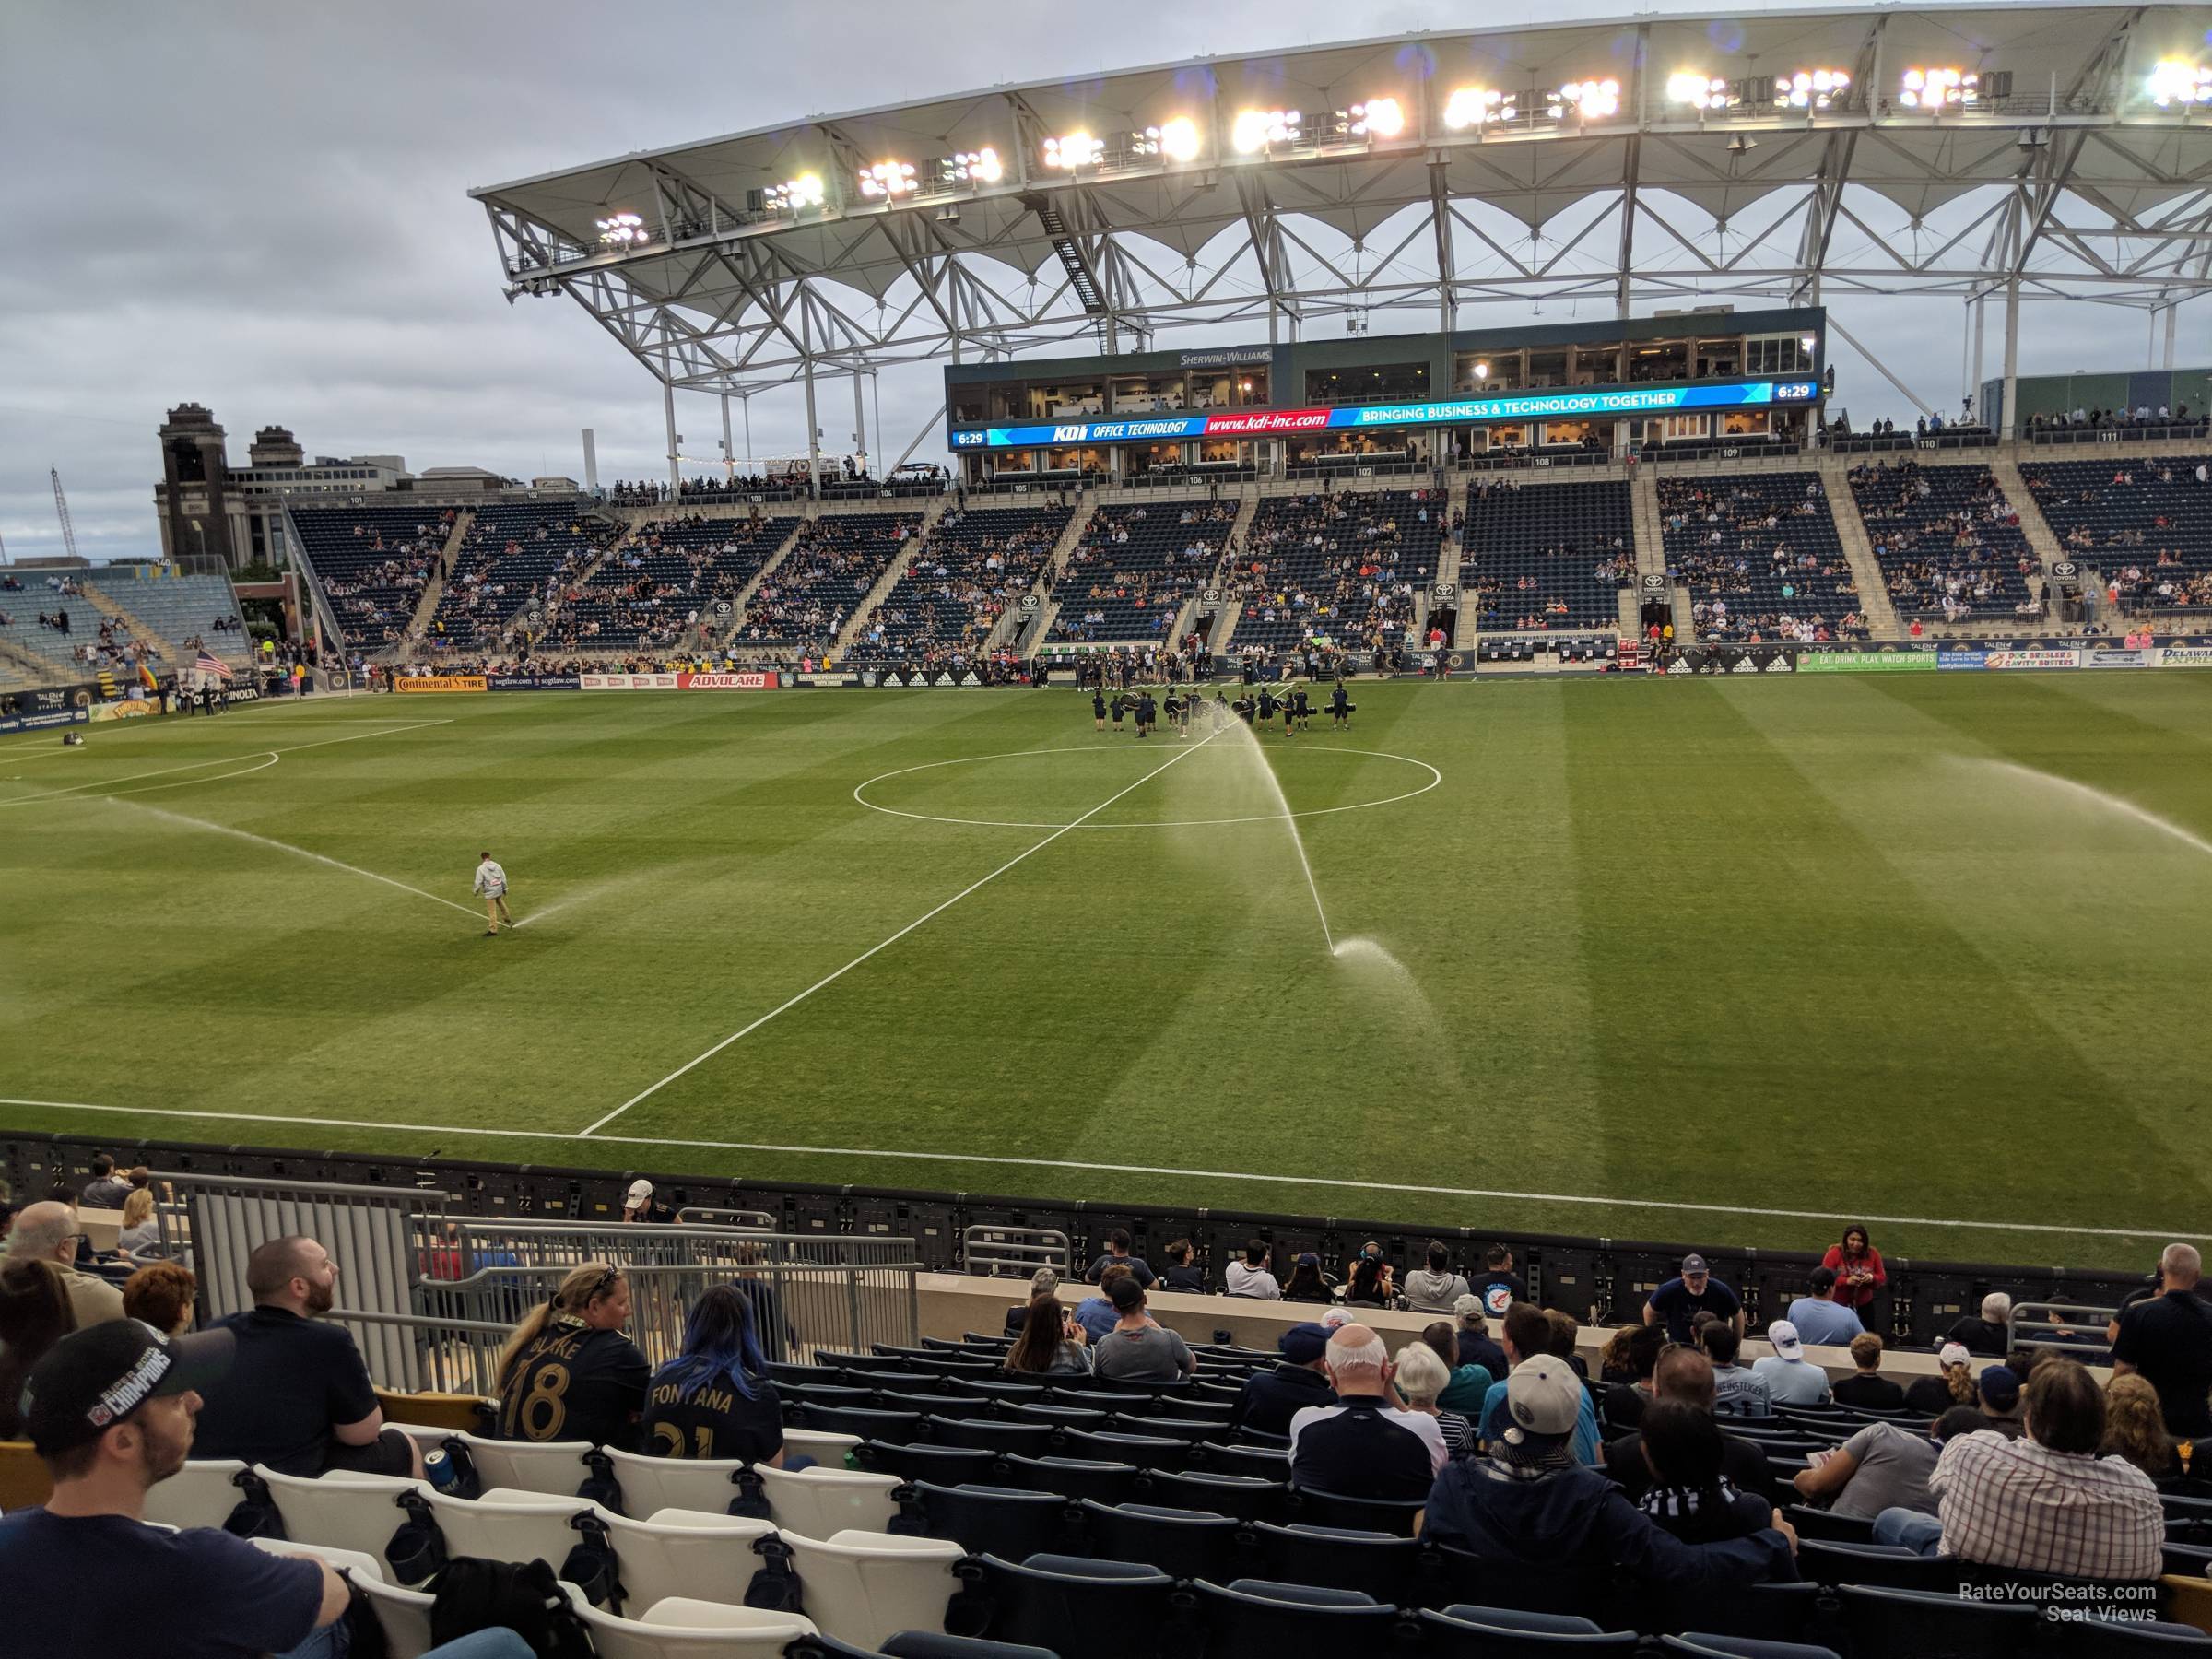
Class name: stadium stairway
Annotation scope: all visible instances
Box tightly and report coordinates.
[0,636,45,690]
[399,509,473,644]
[72,582,165,664]
[709,515,809,651]
[982,496,1091,654]
[830,495,954,656]
[1169,484,1257,645]
[1989,452,2069,603]
[1815,456,1905,640]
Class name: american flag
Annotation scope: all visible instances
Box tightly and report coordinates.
[194,651,234,681]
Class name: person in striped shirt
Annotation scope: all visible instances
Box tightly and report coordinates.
[472,852,514,935]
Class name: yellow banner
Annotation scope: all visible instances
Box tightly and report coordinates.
[394,675,488,694]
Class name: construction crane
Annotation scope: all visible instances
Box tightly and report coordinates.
[51,467,79,561]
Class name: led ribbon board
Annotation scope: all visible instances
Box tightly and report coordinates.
[950,379,1818,449]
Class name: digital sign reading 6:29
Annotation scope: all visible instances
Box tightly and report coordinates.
[953,378,1819,449]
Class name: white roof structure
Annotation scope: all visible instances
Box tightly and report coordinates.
[471,3,2212,400]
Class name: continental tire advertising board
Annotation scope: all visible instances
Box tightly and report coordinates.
[1795,651,1936,674]
[394,675,488,693]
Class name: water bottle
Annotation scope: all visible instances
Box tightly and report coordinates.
[424,1448,460,1493]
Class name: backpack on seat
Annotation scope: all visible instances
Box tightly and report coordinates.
[429,1556,593,1658]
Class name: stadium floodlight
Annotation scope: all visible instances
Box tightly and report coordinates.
[2147,60,2212,107]
[1441,86,1515,128]
[1348,97,1405,138]
[1231,108,1302,152]
[1667,72,1735,110]
[855,161,919,200]
[1900,66,1980,108]
[1042,131,1103,169]
[939,147,1003,185]
[1782,68,1851,109]
[594,212,647,246]
[1154,116,1202,161]
[1549,78,1622,121]
[763,174,826,213]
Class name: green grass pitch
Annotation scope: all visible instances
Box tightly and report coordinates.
[6,673,2210,1270]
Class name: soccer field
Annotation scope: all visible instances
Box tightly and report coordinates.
[6,673,2209,1270]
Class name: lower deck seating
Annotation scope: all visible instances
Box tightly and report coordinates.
[1848,460,2040,621]
[1461,478,1631,633]
[1053,501,1234,643]
[1225,489,1447,654]
[1661,473,1867,644]
[739,513,920,651]
[429,503,618,649]
[2021,455,2212,612]
[289,505,455,652]
[853,504,1070,664]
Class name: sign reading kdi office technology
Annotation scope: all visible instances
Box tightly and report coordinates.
[948,379,1818,451]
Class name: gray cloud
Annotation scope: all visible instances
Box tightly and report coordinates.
[0,0,2148,563]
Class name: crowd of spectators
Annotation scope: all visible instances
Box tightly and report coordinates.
[1847,459,2041,621]
[1051,500,1233,644]
[2022,458,2212,611]
[2029,404,2203,437]
[849,504,1068,667]
[737,512,918,651]
[1661,475,1868,644]
[6,1153,2211,1651]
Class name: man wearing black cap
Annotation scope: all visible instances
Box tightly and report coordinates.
[0,1321,358,1658]
[1423,1354,1797,1593]
[1644,1253,1744,1344]
[1226,1322,1336,1438]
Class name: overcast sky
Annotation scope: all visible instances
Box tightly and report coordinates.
[0,0,2172,564]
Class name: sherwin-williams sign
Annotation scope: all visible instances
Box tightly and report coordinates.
[1796,652,1936,674]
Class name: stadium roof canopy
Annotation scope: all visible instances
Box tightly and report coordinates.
[472,3,2212,401]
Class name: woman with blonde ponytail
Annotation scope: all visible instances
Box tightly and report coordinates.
[494,1262,649,1449]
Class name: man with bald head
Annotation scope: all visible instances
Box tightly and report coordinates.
[1288,1322,1447,1500]
[1603,1344,1780,1509]
[4,1201,124,1327]
[2112,1241,2212,1440]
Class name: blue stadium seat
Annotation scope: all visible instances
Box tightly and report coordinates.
[909,1482,1076,1560]
[1138,1469,1288,1524]
[1838,1584,2038,1657]
[1191,1579,1403,1656]
[1663,1637,1841,1659]
[1796,1538,1963,1593]
[950,1554,1175,1659]
[853,1441,1001,1486]
[1074,1500,1242,1580]
[1249,1521,1418,1603]
[926,1418,1056,1458]
[1418,1604,1641,1654]
[996,1456,1144,1506]
[1288,1488,1426,1536]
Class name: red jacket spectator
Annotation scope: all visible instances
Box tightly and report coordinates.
[1822,1227,1887,1312]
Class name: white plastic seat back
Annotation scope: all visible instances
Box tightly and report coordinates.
[752,1464,898,1537]
[143,1460,250,1531]
[569,1591,816,1657]
[781,1428,861,1460]
[253,1536,388,1583]
[425,1488,594,1571]
[452,1430,594,1500]
[779,1527,963,1649]
[601,1509,772,1610]
[354,1575,439,1659]
[258,1467,426,1565]
[602,1448,747,1519]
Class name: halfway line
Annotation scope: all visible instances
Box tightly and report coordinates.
[0,1095,2187,1242]
[578,730,1226,1136]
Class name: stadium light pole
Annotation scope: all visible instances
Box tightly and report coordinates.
[2001,276,2022,439]
[721,394,735,484]
[664,380,681,500]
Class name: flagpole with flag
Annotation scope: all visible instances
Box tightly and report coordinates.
[194,650,234,683]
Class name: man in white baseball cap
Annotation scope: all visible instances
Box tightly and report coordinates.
[1751,1320,1833,1406]
[621,1180,671,1224]
[1419,1354,1797,1594]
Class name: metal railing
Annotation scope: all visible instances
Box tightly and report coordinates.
[2007,1301,2117,1363]
[962,1224,1071,1279]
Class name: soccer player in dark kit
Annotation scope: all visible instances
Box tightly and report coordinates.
[1092,688,1107,732]
[1330,680,1352,729]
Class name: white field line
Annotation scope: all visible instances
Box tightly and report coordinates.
[111,800,483,920]
[0,1094,2187,1242]
[578,728,1229,1137]
[0,720,453,806]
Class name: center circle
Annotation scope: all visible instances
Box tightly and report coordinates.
[853,743,1442,830]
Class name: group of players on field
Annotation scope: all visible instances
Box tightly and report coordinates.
[1091,681,1354,737]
